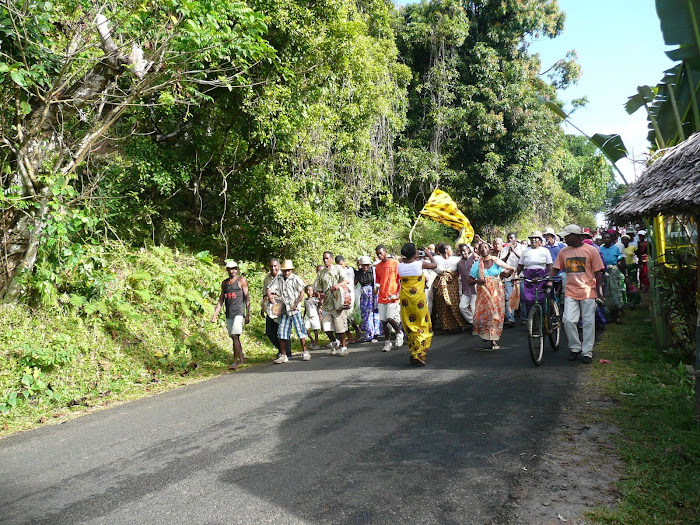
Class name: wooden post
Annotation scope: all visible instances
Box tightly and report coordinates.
[650,215,671,348]
[695,231,700,425]
[408,215,422,244]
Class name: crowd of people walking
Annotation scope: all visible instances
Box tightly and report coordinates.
[212,223,650,369]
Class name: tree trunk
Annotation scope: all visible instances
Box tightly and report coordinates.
[0,189,50,302]
[0,131,61,301]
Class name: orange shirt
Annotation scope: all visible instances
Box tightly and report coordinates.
[374,259,400,304]
[554,244,605,300]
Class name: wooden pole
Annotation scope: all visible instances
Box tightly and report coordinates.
[409,215,422,243]
[695,227,700,425]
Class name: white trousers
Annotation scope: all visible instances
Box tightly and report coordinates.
[562,297,596,357]
[459,293,476,323]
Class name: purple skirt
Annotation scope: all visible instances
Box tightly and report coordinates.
[522,267,549,307]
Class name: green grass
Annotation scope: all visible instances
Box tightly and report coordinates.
[587,301,700,524]
[0,245,317,436]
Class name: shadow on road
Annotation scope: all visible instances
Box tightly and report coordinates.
[1,323,596,524]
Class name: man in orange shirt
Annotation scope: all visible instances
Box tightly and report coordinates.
[550,225,605,364]
[374,245,404,352]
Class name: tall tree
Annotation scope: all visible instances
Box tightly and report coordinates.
[107,0,411,261]
[0,0,273,301]
[394,0,594,229]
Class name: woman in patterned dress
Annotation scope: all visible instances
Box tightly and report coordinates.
[467,242,515,350]
[355,256,383,342]
[398,243,437,366]
[432,244,466,332]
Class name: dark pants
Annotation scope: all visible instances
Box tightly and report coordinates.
[266,315,286,356]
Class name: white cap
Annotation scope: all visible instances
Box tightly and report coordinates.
[225,260,238,268]
[358,256,372,265]
[558,224,582,238]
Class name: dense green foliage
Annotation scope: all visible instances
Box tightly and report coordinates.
[393,0,612,230]
[0,245,278,432]
[56,0,615,267]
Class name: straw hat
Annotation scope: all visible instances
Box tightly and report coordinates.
[279,259,294,270]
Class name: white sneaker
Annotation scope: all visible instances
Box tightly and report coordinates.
[395,332,404,348]
[339,346,348,357]
[330,341,339,356]
[382,340,392,352]
[302,351,311,361]
[273,355,289,364]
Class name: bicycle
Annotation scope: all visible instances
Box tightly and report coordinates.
[519,277,562,366]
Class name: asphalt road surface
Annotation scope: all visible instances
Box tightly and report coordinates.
[1,324,588,525]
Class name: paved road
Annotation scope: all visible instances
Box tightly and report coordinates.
[0,325,587,524]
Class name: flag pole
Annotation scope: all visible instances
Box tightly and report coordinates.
[409,214,422,243]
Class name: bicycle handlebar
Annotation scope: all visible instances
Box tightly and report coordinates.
[511,276,561,284]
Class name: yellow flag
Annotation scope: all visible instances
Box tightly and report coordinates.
[419,189,474,244]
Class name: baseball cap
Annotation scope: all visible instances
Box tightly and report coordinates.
[558,224,582,238]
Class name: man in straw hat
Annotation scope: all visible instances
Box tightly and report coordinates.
[548,225,605,364]
[261,258,284,359]
[543,227,565,262]
[211,260,250,370]
[314,251,352,356]
[267,260,310,363]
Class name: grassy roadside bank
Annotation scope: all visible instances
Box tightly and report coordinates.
[0,245,288,437]
[587,301,700,524]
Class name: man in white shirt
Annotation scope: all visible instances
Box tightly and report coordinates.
[499,232,522,327]
[335,254,362,343]
[267,260,310,363]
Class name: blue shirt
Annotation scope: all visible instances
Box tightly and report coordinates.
[599,244,622,266]
[470,259,503,278]
[545,241,566,263]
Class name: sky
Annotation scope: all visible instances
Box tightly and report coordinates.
[527,0,673,183]
[398,0,675,184]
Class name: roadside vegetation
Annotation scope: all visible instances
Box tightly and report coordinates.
[0,245,272,435]
[588,301,700,525]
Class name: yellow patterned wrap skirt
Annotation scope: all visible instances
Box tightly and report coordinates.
[399,274,433,364]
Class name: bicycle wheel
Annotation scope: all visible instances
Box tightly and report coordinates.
[548,300,561,351]
[528,304,544,366]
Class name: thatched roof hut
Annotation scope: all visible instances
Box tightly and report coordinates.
[610,132,700,425]
[610,131,700,222]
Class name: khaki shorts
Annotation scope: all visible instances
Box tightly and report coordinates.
[321,308,348,334]
[378,302,400,322]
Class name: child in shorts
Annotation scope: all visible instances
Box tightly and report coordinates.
[304,285,321,349]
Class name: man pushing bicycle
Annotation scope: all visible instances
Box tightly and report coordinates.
[547,225,605,365]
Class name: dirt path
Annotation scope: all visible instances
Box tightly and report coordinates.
[493,368,623,524]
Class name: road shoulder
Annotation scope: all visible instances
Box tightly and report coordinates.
[494,366,623,525]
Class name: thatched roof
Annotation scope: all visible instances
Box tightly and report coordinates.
[610,131,700,221]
